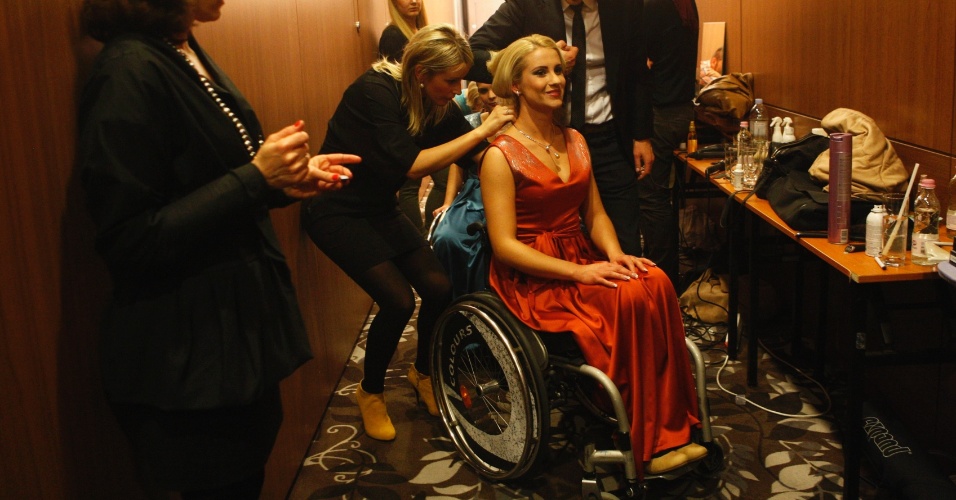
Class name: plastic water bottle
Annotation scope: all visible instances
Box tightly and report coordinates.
[736,121,753,156]
[911,176,940,266]
[749,98,769,143]
[947,172,956,239]
[865,205,885,256]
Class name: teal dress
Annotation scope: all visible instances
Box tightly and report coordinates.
[431,112,490,298]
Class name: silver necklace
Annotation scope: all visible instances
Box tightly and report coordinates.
[167,41,261,158]
[513,124,560,159]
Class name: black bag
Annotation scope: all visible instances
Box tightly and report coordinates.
[753,132,872,232]
[754,133,830,199]
[765,169,875,232]
[764,169,830,230]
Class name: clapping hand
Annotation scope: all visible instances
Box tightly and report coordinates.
[282,153,360,198]
[253,120,361,198]
[253,120,312,190]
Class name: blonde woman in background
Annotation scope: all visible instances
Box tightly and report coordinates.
[378,0,428,61]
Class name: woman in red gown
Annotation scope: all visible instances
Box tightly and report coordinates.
[480,35,706,475]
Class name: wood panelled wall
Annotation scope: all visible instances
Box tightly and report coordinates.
[698,0,956,208]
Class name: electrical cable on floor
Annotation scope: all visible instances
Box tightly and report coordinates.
[713,336,832,418]
[683,318,727,352]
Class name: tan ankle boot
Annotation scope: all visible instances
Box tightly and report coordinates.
[355,384,396,441]
[408,365,439,416]
[677,442,708,462]
[645,449,689,475]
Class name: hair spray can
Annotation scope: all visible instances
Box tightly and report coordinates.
[828,133,853,244]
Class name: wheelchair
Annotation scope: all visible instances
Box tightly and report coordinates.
[427,210,723,499]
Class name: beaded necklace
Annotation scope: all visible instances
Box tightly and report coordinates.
[166,40,261,158]
[513,124,561,160]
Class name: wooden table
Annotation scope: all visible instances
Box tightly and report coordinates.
[679,153,944,499]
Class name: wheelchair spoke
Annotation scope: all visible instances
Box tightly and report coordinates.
[459,345,511,433]
[459,345,482,387]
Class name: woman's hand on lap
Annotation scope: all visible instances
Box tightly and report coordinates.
[610,254,655,275]
[572,261,639,288]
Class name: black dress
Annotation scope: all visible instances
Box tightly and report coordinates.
[78,34,310,490]
[302,69,484,276]
[378,24,408,61]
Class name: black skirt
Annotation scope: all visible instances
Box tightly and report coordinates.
[110,385,282,491]
[303,207,429,276]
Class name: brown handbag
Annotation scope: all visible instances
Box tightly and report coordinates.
[679,269,729,324]
[694,72,755,121]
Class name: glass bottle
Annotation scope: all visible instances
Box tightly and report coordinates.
[911,176,940,266]
[686,121,698,154]
[736,121,753,156]
[947,172,956,239]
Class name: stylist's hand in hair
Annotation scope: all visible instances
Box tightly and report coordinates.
[476,104,515,138]
[253,120,312,189]
[556,40,579,73]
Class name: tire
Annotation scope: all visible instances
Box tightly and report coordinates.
[431,291,550,480]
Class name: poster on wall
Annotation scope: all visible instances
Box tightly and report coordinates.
[698,22,726,88]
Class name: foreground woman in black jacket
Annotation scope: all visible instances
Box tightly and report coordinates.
[78,0,358,496]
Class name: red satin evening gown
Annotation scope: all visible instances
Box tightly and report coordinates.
[487,130,700,463]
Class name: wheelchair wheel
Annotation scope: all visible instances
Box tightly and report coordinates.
[431,291,550,480]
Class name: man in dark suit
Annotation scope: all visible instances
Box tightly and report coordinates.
[467,0,654,259]
[642,0,699,286]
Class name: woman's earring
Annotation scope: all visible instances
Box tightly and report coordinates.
[419,82,424,88]
[513,89,520,96]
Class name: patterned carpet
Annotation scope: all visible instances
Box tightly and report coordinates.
[288,301,850,499]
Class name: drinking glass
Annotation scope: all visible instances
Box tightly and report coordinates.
[738,146,757,189]
[723,142,737,176]
[749,141,769,187]
[881,193,908,266]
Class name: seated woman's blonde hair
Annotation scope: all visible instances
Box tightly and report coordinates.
[487,34,565,123]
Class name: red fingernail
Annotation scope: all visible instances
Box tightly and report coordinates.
[332,174,341,182]
[294,119,304,128]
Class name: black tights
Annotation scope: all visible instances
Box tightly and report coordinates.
[351,246,451,394]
